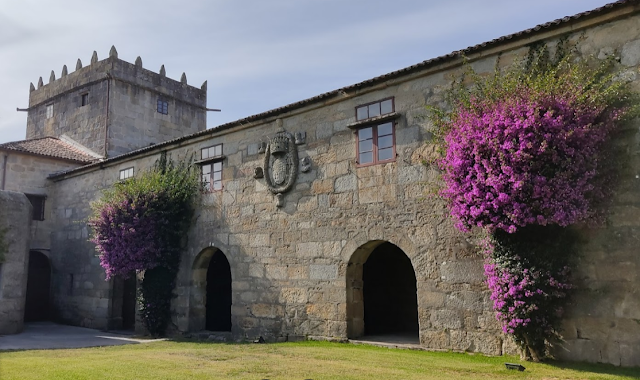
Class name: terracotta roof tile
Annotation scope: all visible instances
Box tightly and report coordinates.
[0,137,99,164]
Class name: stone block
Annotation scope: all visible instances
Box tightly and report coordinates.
[309,265,338,280]
[334,174,356,193]
[420,330,449,349]
[430,309,462,329]
[440,261,484,284]
[265,265,288,280]
[280,288,308,304]
[621,39,640,67]
[417,290,445,308]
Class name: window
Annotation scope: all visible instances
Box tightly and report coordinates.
[354,98,396,166]
[202,161,223,191]
[201,144,222,160]
[119,167,134,180]
[157,98,168,115]
[201,144,223,191]
[25,194,46,221]
[356,98,393,121]
[46,104,54,119]
[81,93,89,106]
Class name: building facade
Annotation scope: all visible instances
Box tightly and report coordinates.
[1,0,639,367]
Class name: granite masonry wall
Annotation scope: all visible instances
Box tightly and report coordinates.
[26,49,207,158]
[46,5,640,367]
[0,152,83,251]
[0,191,32,334]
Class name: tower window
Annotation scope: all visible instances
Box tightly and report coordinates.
[157,98,168,115]
[46,104,54,119]
[81,93,89,106]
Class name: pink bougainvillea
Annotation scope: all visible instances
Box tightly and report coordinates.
[432,50,636,360]
[440,91,616,234]
[89,193,164,279]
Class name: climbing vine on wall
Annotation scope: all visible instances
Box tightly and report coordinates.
[430,43,638,361]
[89,153,200,336]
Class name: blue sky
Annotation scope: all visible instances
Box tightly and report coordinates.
[0,0,615,144]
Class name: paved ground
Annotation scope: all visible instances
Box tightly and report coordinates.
[0,322,163,351]
[350,333,422,350]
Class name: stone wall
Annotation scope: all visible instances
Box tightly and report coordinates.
[0,191,32,334]
[1,152,82,251]
[46,4,640,367]
[27,51,207,158]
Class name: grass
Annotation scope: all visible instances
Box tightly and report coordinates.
[1,340,638,380]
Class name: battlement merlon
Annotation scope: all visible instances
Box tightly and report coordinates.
[28,49,207,110]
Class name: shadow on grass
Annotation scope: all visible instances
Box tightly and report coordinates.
[546,360,640,378]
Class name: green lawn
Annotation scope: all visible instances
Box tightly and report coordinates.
[1,340,638,380]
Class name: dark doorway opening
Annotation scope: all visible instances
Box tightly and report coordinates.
[121,275,137,330]
[206,250,231,331]
[363,242,418,336]
[24,251,51,322]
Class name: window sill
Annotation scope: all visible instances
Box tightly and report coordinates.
[347,112,399,130]
[194,155,226,165]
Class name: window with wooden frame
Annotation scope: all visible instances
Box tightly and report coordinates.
[353,98,396,166]
[157,98,168,115]
[119,167,134,180]
[200,144,223,191]
[25,194,46,221]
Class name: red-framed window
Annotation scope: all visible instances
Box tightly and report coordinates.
[201,144,223,191]
[355,98,396,166]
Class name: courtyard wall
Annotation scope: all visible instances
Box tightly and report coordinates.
[0,191,32,334]
[47,4,640,366]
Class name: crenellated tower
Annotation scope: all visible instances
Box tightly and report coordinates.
[26,46,207,158]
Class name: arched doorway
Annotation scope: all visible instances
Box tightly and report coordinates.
[190,248,232,332]
[206,251,232,331]
[346,241,418,341]
[24,251,51,322]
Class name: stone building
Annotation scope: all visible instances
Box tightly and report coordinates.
[1,0,639,367]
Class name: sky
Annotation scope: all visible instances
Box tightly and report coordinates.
[0,0,616,144]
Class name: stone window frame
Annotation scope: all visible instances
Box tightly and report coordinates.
[45,103,54,119]
[25,193,46,221]
[119,167,134,180]
[80,92,89,107]
[157,98,169,115]
[348,97,398,167]
[196,144,225,192]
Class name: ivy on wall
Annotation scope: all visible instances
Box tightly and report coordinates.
[89,153,200,336]
[430,42,638,361]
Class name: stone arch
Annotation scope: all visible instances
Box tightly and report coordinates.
[346,240,419,340]
[24,250,51,322]
[189,247,232,332]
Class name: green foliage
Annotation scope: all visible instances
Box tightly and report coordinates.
[90,153,200,336]
[429,42,640,144]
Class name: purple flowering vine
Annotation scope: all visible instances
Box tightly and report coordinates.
[432,48,636,360]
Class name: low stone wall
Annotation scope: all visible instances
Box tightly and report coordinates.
[0,191,32,334]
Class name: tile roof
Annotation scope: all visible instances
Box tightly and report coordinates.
[0,137,100,164]
[49,0,639,179]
